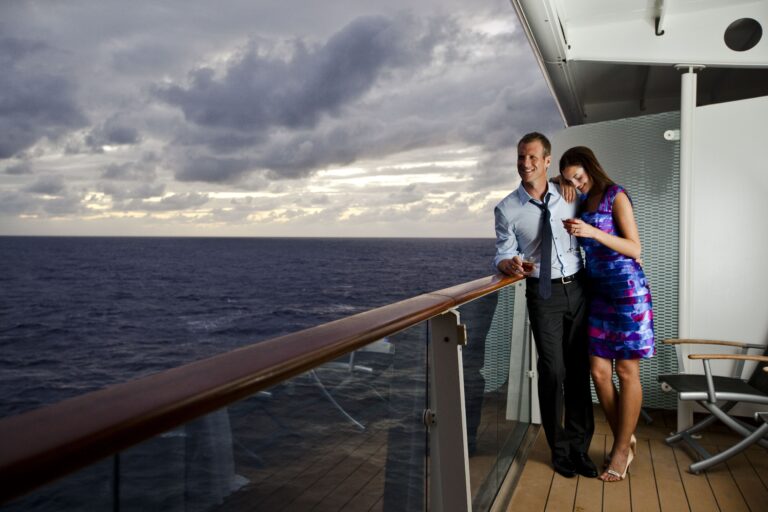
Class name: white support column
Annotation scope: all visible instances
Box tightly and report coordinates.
[428,310,471,512]
[675,64,704,432]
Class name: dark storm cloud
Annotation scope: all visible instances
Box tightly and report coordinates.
[0,188,84,217]
[171,124,265,154]
[175,154,253,183]
[101,153,158,181]
[469,85,561,152]
[148,13,553,186]
[251,116,447,180]
[101,163,139,180]
[86,116,141,151]
[0,191,32,215]
[155,15,442,135]
[4,161,33,175]
[301,194,331,206]
[388,183,424,204]
[257,125,365,179]
[24,175,66,195]
[42,194,83,215]
[111,41,179,75]
[229,195,283,212]
[121,192,209,212]
[0,37,88,159]
[98,182,165,200]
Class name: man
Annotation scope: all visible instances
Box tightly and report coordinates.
[493,132,596,478]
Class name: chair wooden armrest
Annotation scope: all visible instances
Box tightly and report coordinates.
[688,354,768,363]
[663,338,764,350]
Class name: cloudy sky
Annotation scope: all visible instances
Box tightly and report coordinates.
[0,0,561,238]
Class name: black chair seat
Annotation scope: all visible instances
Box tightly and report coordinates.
[658,374,763,396]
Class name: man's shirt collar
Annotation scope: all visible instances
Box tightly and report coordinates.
[516,180,560,205]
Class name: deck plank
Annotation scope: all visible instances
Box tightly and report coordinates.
[645,439,689,511]
[543,471,577,512]
[601,435,631,512]
[508,429,553,511]
[313,440,388,511]
[573,434,606,512]
[744,447,768,489]
[694,442,749,512]
[672,442,719,512]
[340,468,387,512]
[629,438,660,512]
[286,434,386,510]
[256,427,375,511]
[725,449,768,512]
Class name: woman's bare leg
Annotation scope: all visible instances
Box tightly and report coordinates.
[590,356,619,429]
[601,359,642,481]
[590,356,619,457]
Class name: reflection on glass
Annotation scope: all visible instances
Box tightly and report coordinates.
[1,323,430,512]
[459,284,531,512]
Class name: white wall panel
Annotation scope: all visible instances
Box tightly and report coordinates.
[689,95,768,379]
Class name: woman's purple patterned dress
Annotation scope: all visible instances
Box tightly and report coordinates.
[579,184,655,360]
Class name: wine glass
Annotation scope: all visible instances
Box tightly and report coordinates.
[561,218,578,253]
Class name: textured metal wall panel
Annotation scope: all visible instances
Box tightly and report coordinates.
[552,111,681,408]
[479,286,516,393]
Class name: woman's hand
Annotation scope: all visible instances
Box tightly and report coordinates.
[562,218,599,239]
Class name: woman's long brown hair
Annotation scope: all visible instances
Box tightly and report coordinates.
[559,146,615,195]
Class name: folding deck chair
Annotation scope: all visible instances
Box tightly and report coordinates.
[657,339,768,474]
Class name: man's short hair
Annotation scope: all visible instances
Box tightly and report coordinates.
[518,132,551,157]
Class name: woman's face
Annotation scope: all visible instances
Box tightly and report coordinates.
[561,165,592,194]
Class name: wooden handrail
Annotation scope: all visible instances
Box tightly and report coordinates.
[688,354,768,362]
[662,338,764,350]
[0,272,522,504]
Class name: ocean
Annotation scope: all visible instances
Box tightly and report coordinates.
[0,236,496,419]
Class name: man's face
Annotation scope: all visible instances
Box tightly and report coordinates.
[517,140,551,186]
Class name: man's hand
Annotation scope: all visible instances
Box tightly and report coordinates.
[498,256,533,276]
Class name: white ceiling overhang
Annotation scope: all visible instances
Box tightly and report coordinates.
[511,0,768,125]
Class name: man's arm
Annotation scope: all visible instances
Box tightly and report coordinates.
[493,206,529,275]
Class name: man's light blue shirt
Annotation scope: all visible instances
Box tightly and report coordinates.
[493,182,583,279]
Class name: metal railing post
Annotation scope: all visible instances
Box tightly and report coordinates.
[428,309,471,512]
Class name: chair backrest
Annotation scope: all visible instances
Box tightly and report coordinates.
[746,345,768,394]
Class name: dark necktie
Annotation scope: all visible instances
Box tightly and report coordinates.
[530,195,552,299]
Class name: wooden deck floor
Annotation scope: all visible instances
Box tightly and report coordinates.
[508,407,768,512]
[220,384,525,511]
[216,373,766,512]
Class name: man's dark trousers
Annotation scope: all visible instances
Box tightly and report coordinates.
[526,274,593,459]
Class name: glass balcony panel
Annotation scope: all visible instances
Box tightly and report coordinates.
[1,459,113,512]
[458,283,531,512]
[1,322,429,512]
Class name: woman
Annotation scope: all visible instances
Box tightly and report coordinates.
[559,146,655,482]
